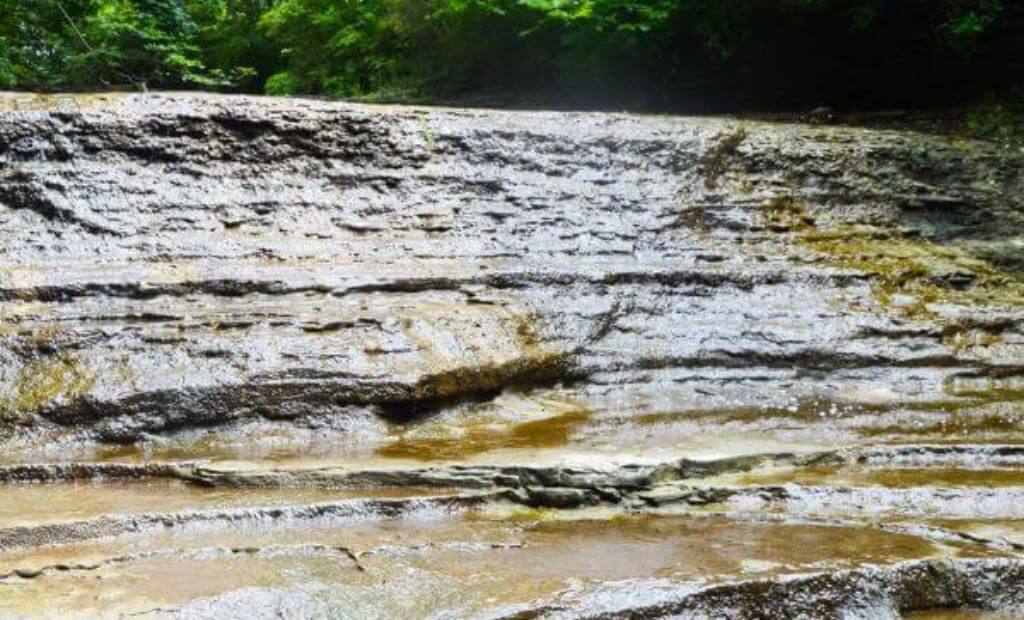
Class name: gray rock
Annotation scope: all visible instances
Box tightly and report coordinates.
[2,93,1024,618]
[0,93,1021,450]
[524,486,592,508]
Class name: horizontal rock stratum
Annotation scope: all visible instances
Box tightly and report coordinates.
[0,92,1023,618]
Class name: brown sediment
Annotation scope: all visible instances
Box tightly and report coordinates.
[377,406,591,461]
[0,480,459,528]
[0,513,947,617]
[771,206,1024,323]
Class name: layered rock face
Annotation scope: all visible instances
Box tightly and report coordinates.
[0,92,1024,618]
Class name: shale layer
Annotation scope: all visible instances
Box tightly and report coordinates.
[1,92,1024,618]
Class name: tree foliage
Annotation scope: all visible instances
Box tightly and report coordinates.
[1,0,203,87]
[0,0,1021,109]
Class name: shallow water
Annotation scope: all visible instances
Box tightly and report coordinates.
[0,513,950,618]
[734,466,1024,488]
[0,480,456,528]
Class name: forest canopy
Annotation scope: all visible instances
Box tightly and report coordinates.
[1,0,1021,110]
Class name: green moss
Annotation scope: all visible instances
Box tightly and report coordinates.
[965,104,1024,142]
[812,227,1024,317]
[702,127,748,190]
[942,322,1005,354]
[416,117,437,151]
[675,205,708,234]
[486,505,561,522]
[513,314,543,350]
[759,195,815,232]
[762,196,1024,329]
[0,353,95,420]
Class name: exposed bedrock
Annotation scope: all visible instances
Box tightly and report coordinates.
[0,92,1022,445]
[523,559,1024,619]
[2,93,1024,618]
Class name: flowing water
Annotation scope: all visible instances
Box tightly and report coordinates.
[0,92,1023,617]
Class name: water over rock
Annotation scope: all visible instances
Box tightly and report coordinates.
[1,92,1024,617]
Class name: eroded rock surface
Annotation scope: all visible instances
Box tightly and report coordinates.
[1,92,1023,618]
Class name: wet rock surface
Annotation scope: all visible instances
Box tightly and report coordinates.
[1,92,1024,617]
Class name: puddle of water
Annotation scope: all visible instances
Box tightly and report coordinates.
[47,391,595,467]
[630,399,1024,446]
[59,425,828,476]
[0,553,357,619]
[633,399,891,428]
[0,513,947,618]
[376,408,590,461]
[14,381,1020,472]
[0,481,456,528]
[929,519,1024,548]
[61,419,393,466]
[373,389,593,462]
[437,515,939,581]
